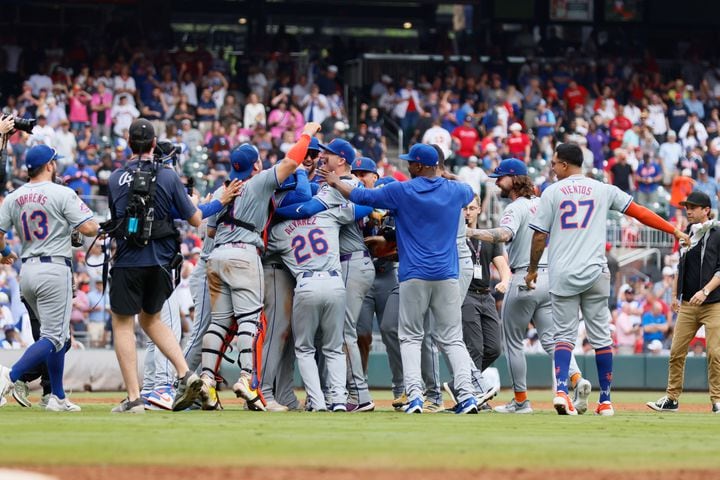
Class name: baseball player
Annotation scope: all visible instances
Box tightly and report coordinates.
[138,149,242,411]
[349,157,381,367]
[0,145,99,411]
[467,158,591,414]
[323,143,479,414]
[259,167,317,412]
[268,203,363,411]
[275,139,376,411]
[199,123,320,411]
[526,143,689,415]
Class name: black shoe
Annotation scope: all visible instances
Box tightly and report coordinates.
[713,402,720,413]
[646,396,678,412]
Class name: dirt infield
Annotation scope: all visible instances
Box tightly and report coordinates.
[25,466,718,480]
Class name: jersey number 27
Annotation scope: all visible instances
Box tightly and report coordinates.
[21,210,49,240]
[291,228,328,264]
[559,200,594,229]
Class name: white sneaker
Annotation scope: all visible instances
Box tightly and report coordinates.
[572,378,592,415]
[0,365,12,399]
[45,395,81,412]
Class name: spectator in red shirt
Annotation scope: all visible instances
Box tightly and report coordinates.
[563,80,588,111]
[506,122,531,162]
[608,106,633,151]
[451,115,480,171]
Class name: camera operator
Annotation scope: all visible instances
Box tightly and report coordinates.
[107,118,203,414]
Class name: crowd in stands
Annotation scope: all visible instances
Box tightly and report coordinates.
[1,35,718,356]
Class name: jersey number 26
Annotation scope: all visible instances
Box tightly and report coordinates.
[291,228,328,264]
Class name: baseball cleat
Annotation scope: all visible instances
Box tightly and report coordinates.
[391,393,408,411]
[45,395,81,412]
[199,377,223,411]
[112,397,146,414]
[595,401,615,416]
[172,371,203,411]
[232,375,266,412]
[494,399,533,414]
[476,384,500,407]
[265,400,289,412]
[572,378,592,415]
[330,403,347,412]
[442,382,457,405]
[453,396,478,414]
[12,380,32,408]
[713,402,720,414]
[422,400,445,413]
[0,365,12,400]
[146,385,175,411]
[646,395,678,412]
[553,391,578,415]
[478,402,492,412]
[404,397,423,414]
[347,401,375,413]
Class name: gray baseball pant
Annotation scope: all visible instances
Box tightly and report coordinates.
[294,273,347,409]
[551,269,613,348]
[424,257,475,404]
[341,253,375,404]
[382,284,438,399]
[502,269,581,393]
[399,278,474,403]
[183,258,212,373]
[142,289,182,392]
[260,262,298,407]
[19,262,72,352]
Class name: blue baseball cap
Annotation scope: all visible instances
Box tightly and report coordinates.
[375,177,397,188]
[26,145,62,169]
[320,138,356,164]
[229,143,259,181]
[308,137,320,152]
[488,158,528,178]
[350,157,377,174]
[398,144,438,167]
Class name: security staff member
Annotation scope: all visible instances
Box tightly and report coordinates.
[461,194,510,374]
[108,119,203,414]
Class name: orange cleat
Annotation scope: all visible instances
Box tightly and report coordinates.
[595,401,615,416]
[553,391,578,416]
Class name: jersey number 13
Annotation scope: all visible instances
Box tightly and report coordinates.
[21,210,49,240]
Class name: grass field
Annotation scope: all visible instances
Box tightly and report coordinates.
[0,389,717,480]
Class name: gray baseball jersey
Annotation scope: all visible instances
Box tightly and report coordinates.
[209,167,280,249]
[268,205,356,277]
[457,213,471,259]
[0,181,93,258]
[529,174,631,296]
[499,196,548,269]
[316,178,367,254]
